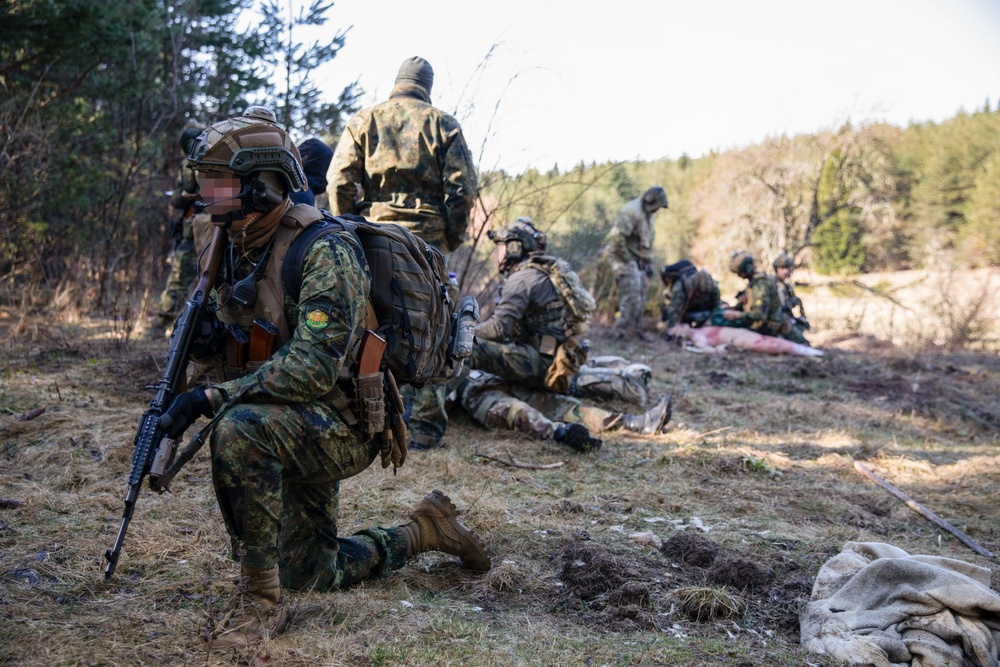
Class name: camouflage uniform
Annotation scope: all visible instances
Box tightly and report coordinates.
[329,82,476,250]
[473,256,648,405]
[661,268,721,330]
[456,370,619,439]
[330,71,477,449]
[775,276,810,346]
[723,271,787,337]
[204,221,410,589]
[607,197,657,336]
[157,158,208,324]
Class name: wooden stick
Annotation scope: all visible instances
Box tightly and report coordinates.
[854,461,993,558]
[475,453,564,470]
[17,407,45,422]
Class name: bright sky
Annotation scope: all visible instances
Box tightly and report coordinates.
[308,0,1000,174]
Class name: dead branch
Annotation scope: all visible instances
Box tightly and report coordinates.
[475,452,565,470]
[0,498,26,509]
[17,407,45,422]
[853,461,993,558]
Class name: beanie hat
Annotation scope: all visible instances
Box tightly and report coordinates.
[395,56,434,93]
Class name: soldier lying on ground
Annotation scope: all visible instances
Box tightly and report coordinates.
[668,323,823,357]
[454,369,673,453]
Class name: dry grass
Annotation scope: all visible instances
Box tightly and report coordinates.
[1,307,999,666]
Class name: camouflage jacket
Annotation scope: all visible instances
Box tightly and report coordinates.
[329,83,478,252]
[662,268,720,329]
[475,260,564,345]
[606,196,656,266]
[171,158,200,212]
[733,272,784,330]
[210,219,371,407]
[775,277,804,317]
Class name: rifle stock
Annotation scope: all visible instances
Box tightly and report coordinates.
[103,226,226,582]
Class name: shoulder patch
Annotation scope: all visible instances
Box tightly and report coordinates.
[304,299,334,331]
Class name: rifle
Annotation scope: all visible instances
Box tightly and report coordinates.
[103,225,226,582]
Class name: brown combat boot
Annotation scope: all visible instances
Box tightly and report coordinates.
[400,490,491,571]
[207,566,289,649]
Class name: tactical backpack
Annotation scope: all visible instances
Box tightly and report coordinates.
[283,213,471,388]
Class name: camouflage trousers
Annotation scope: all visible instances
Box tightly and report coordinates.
[403,383,448,448]
[470,339,551,389]
[210,400,409,591]
[784,323,810,346]
[405,249,455,447]
[157,215,199,324]
[472,340,650,406]
[457,370,617,438]
[611,259,649,334]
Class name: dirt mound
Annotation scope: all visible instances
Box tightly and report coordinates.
[707,555,775,592]
[660,531,721,568]
[556,540,664,630]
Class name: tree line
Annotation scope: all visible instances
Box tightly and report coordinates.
[484,105,1000,288]
[2,1,997,320]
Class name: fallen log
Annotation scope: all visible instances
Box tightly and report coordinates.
[854,461,993,558]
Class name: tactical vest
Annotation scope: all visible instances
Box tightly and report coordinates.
[215,205,341,356]
[511,254,596,341]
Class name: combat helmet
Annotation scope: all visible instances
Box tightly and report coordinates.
[729,250,755,277]
[488,216,547,271]
[773,252,794,270]
[641,186,669,211]
[660,259,696,286]
[186,108,306,225]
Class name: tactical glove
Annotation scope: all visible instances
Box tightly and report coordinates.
[159,387,214,439]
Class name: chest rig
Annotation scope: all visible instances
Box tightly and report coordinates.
[215,205,329,378]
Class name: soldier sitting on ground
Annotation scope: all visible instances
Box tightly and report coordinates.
[772,252,810,346]
[660,259,721,339]
[462,218,672,449]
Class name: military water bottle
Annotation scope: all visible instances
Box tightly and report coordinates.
[451,295,480,360]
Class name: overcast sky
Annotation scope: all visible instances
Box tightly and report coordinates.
[306,0,1000,173]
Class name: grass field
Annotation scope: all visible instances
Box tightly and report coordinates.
[1,299,998,666]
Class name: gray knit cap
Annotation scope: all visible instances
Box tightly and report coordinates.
[395,56,434,93]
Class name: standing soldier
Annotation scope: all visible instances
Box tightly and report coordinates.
[289,137,334,207]
[156,120,206,328]
[328,56,478,451]
[158,108,489,649]
[719,251,788,337]
[606,186,669,341]
[772,253,811,346]
[659,259,721,338]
